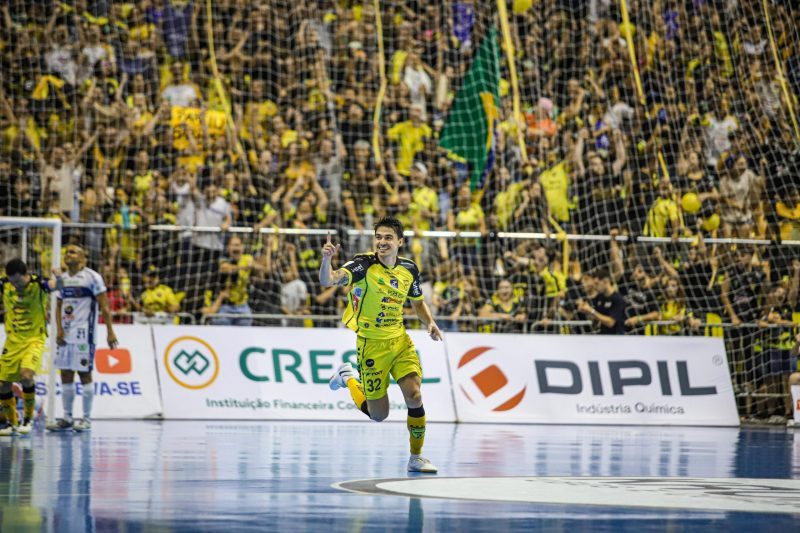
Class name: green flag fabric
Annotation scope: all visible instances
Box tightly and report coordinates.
[439,26,501,191]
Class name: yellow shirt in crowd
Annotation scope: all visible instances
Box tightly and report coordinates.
[387,121,432,176]
[141,284,180,314]
[539,162,570,223]
[645,197,679,237]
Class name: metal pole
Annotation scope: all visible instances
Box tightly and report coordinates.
[21,227,27,259]
[46,221,62,425]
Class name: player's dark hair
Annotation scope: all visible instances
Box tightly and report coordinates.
[374,216,404,239]
[5,258,28,276]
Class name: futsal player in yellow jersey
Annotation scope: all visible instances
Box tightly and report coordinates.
[320,217,443,473]
[0,259,57,436]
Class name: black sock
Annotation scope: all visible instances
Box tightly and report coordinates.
[408,406,425,418]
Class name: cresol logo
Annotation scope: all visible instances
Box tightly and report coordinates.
[164,336,220,389]
[456,346,526,412]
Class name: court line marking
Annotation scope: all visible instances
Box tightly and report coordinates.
[332,476,800,515]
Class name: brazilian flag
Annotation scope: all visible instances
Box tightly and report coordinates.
[439,27,501,191]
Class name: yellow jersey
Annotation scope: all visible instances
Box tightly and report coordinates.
[1,275,50,340]
[219,255,254,306]
[170,106,202,151]
[454,204,484,245]
[141,284,179,314]
[387,121,432,176]
[658,300,686,336]
[411,186,438,231]
[494,181,525,230]
[776,201,800,241]
[645,197,679,237]
[205,109,228,143]
[539,161,570,223]
[534,266,567,299]
[341,253,424,339]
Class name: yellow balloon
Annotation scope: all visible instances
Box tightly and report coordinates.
[681,192,701,214]
[513,0,533,13]
[701,213,720,232]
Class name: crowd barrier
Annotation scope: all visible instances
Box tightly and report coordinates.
[0,325,740,426]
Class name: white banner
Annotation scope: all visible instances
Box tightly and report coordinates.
[152,326,455,422]
[0,325,163,419]
[445,333,739,426]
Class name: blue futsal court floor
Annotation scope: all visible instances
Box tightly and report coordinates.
[1,421,799,532]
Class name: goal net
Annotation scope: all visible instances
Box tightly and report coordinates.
[0,1,799,421]
[0,217,62,424]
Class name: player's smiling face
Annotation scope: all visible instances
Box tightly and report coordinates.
[374,227,402,262]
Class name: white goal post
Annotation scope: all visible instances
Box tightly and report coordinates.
[0,217,62,424]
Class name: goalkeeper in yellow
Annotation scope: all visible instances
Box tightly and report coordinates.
[0,258,58,436]
[320,216,443,473]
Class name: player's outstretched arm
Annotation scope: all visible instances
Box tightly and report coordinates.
[319,233,348,287]
[411,299,443,341]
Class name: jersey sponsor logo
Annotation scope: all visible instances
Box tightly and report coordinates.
[456,347,527,412]
[353,287,363,311]
[383,288,406,299]
[381,296,403,304]
[163,336,220,389]
[59,286,95,298]
[96,348,132,374]
[365,358,375,368]
[390,279,399,289]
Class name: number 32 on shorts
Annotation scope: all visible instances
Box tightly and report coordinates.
[365,378,382,393]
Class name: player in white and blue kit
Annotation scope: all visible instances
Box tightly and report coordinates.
[47,245,118,432]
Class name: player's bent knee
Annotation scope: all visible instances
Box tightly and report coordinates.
[19,368,35,383]
[789,372,800,385]
[404,390,422,406]
[370,410,389,422]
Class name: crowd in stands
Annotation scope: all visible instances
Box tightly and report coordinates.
[1,1,800,415]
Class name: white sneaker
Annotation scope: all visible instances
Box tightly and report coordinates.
[72,419,92,432]
[0,423,18,436]
[407,455,438,473]
[767,415,787,425]
[788,419,799,429]
[329,363,355,391]
[17,418,33,435]
[46,418,73,432]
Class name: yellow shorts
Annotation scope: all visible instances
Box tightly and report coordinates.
[356,333,422,400]
[0,337,45,382]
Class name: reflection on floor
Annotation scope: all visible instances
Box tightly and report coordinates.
[0,421,799,532]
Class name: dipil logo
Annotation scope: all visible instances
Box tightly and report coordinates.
[164,336,219,389]
[456,347,526,412]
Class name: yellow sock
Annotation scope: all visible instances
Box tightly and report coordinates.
[22,385,36,420]
[407,406,426,455]
[346,378,370,416]
[0,393,18,426]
